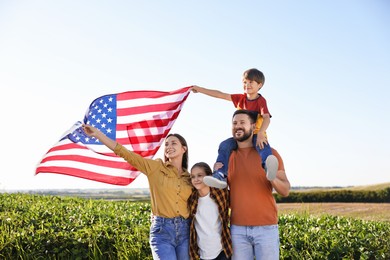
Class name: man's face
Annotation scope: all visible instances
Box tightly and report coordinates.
[232,113,253,142]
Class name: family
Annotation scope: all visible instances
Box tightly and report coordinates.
[82,68,291,260]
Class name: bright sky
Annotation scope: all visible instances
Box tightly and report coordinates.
[1,1,389,190]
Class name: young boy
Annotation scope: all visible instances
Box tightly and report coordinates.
[191,68,278,189]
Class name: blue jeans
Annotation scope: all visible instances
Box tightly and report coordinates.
[230,224,279,260]
[214,134,272,180]
[149,215,190,260]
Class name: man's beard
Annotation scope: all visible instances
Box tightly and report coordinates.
[233,128,252,142]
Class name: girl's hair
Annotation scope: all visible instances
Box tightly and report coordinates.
[243,68,265,85]
[165,133,189,170]
[191,162,213,176]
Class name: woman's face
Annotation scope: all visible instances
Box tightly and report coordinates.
[164,135,186,160]
[190,166,208,190]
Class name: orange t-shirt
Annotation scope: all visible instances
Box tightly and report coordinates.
[228,148,284,226]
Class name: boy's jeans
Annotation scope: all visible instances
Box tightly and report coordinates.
[214,134,272,180]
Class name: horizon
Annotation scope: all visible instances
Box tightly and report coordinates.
[4,182,389,192]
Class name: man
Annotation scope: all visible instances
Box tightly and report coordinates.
[215,109,290,259]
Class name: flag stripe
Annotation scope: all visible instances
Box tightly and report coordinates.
[37,166,135,186]
[117,88,190,100]
[38,160,132,177]
[116,108,182,132]
[39,155,133,170]
[117,100,184,117]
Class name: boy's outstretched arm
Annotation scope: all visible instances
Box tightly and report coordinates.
[82,124,117,151]
[191,85,232,101]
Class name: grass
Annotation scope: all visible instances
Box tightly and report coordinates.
[277,202,390,222]
[278,183,390,222]
[291,182,390,193]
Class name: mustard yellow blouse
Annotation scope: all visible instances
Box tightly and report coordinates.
[114,143,193,218]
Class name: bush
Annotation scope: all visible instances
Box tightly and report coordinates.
[275,187,390,203]
[1,193,389,259]
[279,214,390,259]
[0,194,152,259]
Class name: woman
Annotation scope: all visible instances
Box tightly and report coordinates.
[82,124,193,260]
[187,162,233,260]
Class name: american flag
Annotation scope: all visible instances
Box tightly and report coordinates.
[35,86,191,185]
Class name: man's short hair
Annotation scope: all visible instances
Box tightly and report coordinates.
[233,109,257,124]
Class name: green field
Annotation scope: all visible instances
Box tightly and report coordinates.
[1,193,389,259]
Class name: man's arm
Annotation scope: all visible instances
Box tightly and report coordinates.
[271,170,290,197]
[191,85,232,101]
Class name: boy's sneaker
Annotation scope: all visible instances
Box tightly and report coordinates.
[265,155,278,181]
[203,176,227,189]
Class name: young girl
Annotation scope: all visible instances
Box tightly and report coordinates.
[187,162,233,260]
[82,124,193,260]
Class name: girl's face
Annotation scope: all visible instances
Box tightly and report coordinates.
[190,166,208,190]
[164,136,186,160]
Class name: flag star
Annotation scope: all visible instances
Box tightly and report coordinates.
[107,107,113,112]
[97,109,102,113]
[92,114,96,119]
[107,128,112,133]
[96,119,101,123]
[101,123,106,128]
[104,103,108,108]
[95,139,99,143]
[99,99,104,103]
[102,113,107,118]
[107,118,113,123]
[94,105,99,110]
[85,137,90,142]
[108,97,113,102]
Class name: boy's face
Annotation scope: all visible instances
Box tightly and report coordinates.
[242,78,263,94]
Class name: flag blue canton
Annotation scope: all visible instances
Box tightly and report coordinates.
[68,94,117,144]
